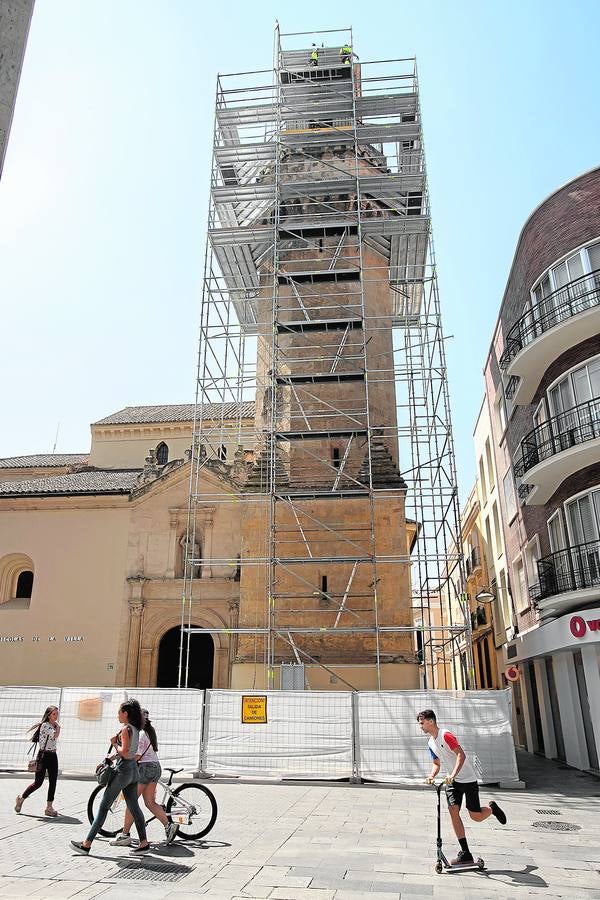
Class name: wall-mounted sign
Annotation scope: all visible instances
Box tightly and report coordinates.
[505,664,520,683]
[241,695,267,724]
[570,615,600,639]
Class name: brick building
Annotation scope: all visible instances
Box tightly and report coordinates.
[484,167,600,771]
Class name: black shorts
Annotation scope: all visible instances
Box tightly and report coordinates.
[445,780,481,813]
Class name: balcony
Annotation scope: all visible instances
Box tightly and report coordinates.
[514,398,600,504]
[530,540,600,617]
[499,269,600,404]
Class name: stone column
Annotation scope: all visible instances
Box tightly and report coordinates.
[519,664,537,755]
[124,578,146,686]
[196,508,216,578]
[553,651,589,770]
[166,509,181,578]
[533,657,557,760]
[581,645,600,769]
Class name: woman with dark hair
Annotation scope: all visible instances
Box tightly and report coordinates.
[15,705,61,817]
[71,699,149,855]
[111,709,178,846]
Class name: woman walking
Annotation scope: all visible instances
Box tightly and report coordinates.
[111,709,178,846]
[71,699,149,855]
[15,705,61,817]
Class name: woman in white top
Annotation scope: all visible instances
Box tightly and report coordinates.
[111,709,178,846]
[16,705,61,817]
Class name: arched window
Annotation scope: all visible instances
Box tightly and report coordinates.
[0,554,35,608]
[156,442,169,465]
[16,571,34,599]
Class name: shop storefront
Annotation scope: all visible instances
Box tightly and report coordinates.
[506,606,600,772]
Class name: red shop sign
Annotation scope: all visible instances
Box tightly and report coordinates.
[570,615,600,638]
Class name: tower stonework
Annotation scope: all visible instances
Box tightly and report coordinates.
[185,31,467,691]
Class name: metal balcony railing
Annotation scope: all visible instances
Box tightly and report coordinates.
[514,397,600,478]
[499,269,600,371]
[530,540,600,602]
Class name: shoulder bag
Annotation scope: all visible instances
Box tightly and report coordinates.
[27,728,50,773]
[95,743,117,786]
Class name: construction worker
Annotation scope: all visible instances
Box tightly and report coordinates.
[309,45,319,67]
[339,44,358,65]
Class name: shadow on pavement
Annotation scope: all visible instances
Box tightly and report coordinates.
[20,813,82,825]
[179,839,231,851]
[476,865,547,888]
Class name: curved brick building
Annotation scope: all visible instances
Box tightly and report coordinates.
[484,166,600,771]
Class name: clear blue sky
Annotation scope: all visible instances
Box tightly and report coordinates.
[1,0,599,497]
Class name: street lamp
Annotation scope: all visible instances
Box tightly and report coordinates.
[475,588,495,604]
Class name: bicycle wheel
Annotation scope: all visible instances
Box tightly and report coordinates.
[165,782,218,839]
[87,784,127,838]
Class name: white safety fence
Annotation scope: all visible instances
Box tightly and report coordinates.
[0,686,519,784]
[0,687,203,773]
[356,690,519,784]
[202,690,354,779]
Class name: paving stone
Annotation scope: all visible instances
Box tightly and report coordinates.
[0,752,599,899]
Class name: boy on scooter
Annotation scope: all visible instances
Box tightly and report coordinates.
[417,709,507,866]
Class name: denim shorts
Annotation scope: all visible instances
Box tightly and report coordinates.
[138,761,162,785]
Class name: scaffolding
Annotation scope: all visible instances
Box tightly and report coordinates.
[179,25,472,691]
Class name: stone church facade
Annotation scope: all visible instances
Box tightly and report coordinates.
[0,399,416,688]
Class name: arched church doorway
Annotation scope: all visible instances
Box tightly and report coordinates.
[156,626,214,689]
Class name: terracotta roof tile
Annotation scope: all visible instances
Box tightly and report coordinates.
[0,470,140,497]
[0,453,88,469]
[93,402,255,426]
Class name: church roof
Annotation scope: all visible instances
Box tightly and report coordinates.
[93,402,255,426]
[0,469,141,497]
[0,453,89,469]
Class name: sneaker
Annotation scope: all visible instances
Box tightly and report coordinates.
[490,800,507,824]
[14,795,23,814]
[130,843,150,854]
[165,821,179,845]
[451,849,474,866]
[70,841,90,855]
[110,833,132,846]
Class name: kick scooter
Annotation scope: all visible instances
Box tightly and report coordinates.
[432,781,485,874]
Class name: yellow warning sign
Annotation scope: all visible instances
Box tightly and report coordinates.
[241,695,267,724]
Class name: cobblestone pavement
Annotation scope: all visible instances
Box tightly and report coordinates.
[0,752,599,899]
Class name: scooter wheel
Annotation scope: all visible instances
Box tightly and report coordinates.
[435,862,443,874]
[477,858,485,869]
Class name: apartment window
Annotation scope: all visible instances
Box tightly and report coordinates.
[496,396,507,434]
[485,439,495,490]
[524,535,541,585]
[478,456,488,505]
[499,568,510,633]
[547,510,566,553]
[548,356,600,417]
[218,444,227,461]
[532,400,547,430]
[503,470,517,523]
[332,447,341,469]
[565,489,600,546]
[484,516,493,569]
[513,556,529,613]
[530,239,600,323]
[492,502,502,558]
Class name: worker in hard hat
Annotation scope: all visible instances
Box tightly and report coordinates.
[339,44,358,65]
[309,45,319,67]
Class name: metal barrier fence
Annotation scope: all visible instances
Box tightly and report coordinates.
[0,687,519,784]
